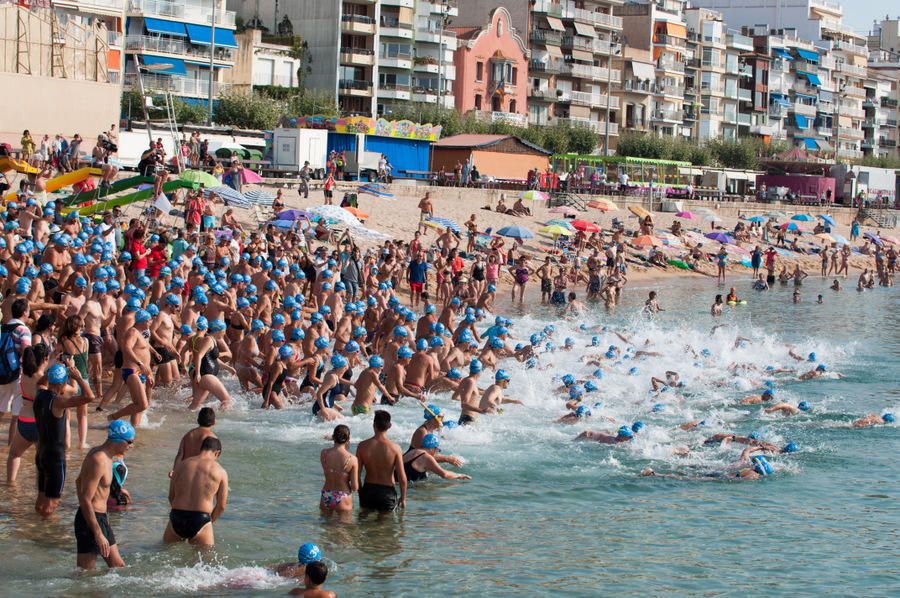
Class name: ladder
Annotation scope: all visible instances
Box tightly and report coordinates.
[50,8,66,78]
[16,8,31,75]
[550,192,588,211]
[858,207,898,229]
[162,92,185,172]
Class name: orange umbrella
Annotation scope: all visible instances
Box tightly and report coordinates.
[629,206,652,219]
[343,207,369,219]
[589,199,619,211]
[632,235,662,247]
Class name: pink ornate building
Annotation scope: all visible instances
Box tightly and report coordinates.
[450,7,529,127]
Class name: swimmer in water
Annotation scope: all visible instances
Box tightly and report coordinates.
[272,542,324,580]
[402,434,471,483]
[765,401,812,416]
[556,405,591,425]
[408,404,463,467]
[799,363,842,380]
[641,447,774,481]
[650,371,680,391]
[740,389,775,405]
[852,413,895,428]
[289,561,336,598]
[171,407,217,476]
[164,436,228,546]
[576,425,635,444]
[478,369,523,414]
[830,279,841,291]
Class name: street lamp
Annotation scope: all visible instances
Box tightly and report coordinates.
[208,0,218,125]
[605,33,623,157]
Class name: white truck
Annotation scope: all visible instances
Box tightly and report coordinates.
[271,128,328,178]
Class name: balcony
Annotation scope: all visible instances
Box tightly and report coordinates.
[842,86,865,99]
[380,20,414,40]
[472,110,529,127]
[651,109,682,123]
[653,82,685,97]
[838,148,864,160]
[726,32,753,52]
[656,59,685,73]
[738,88,752,102]
[838,105,865,118]
[837,62,867,77]
[415,29,456,47]
[769,105,784,118]
[341,47,375,67]
[382,0,414,5]
[253,73,295,88]
[420,0,459,17]
[532,30,563,46]
[737,113,752,126]
[411,88,438,103]
[861,138,876,149]
[529,88,555,101]
[379,84,412,101]
[128,0,235,28]
[793,102,817,117]
[878,138,897,147]
[380,53,412,69]
[750,123,776,136]
[572,8,622,30]
[339,79,373,96]
[125,73,231,98]
[882,97,898,108]
[809,0,843,15]
[529,60,570,76]
[836,127,864,140]
[562,35,593,52]
[653,34,686,48]
[341,15,376,35]
[830,40,868,56]
[620,79,652,94]
[66,0,126,15]
[569,64,620,83]
[126,35,235,62]
[533,0,563,18]
[107,31,124,47]
[592,39,620,55]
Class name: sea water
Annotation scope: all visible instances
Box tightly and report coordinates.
[1,277,898,597]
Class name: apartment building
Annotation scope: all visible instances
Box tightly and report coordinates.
[222,28,304,91]
[124,0,237,105]
[866,17,900,160]
[617,0,688,138]
[0,0,124,136]
[454,0,622,147]
[615,47,655,134]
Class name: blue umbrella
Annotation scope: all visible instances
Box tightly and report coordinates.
[206,186,249,208]
[864,232,883,246]
[497,225,535,241]
[831,233,849,245]
[748,215,769,223]
[817,214,836,227]
[271,219,299,230]
[791,213,814,221]
[276,209,310,221]
[426,216,462,234]
[781,222,801,231]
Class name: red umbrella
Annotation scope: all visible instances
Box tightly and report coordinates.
[571,220,601,233]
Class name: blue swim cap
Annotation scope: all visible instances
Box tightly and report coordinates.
[591,336,599,346]
[430,336,444,348]
[251,319,265,332]
[700,348,711,357]
[530,334,541,346]
[617,426,634,439]
[764,380,775,388]
[15,279,30,294]
[798,401,811,411]
[180,324,193,335]
[447,368,463,380]
[369,355,384,368]
[314,337,329,350]
[416,338,428,351]
[783,442,799,453]
[751,455,773,476]
[196,316,209,331]
[593,369,603,379]
[393,326,408,338]
[489,337,504,349]
[651,403,664,413]
[424,404,442,421]
[108,420,136,443]
[816,364,826,372]
[575,405,591,418]
[353,326,367,338]
[74,276,88,288]
[569,386,582,398]
[631,421,645,433]
[469,359,483,374]
[310,312,323,324]
[425,304,436,314]
[208,319,225,333]
[331,354,348,369]
[628,367,638,376]
[562,374,575,386]
[165,293,181,306]
[397,346,414,360]
[272,330,286,343]
[278,345,295,360]
[450,297,461,306]
[343,340,359,354]
[134,309,151,324]
[48,363,68,385]
[762,389,774,398]
[883,413,896,423]
[422,433,440,450]
[297,543,322,565]
[808,352,816,362]
[584,381,598,392]
[748,431,760,440]
[290,328,305,341]
[146,304,160,317]
[92,281,107,294]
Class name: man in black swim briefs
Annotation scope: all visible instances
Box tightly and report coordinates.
[165,436,229,546]
[355,410,407,512]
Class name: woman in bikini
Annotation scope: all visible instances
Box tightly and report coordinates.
[6,343,49,483]
[319,424,358,514]
[58,315,90,449]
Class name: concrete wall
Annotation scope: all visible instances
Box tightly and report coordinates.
[0,73,120,138]
[286,1,341,98]
[455,0,529,38]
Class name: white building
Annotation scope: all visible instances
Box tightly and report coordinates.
[222,28,304,91]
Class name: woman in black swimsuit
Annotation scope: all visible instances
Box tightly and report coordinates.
[187,319,233,410]
[401,434,471,483]
[6,343,48,483]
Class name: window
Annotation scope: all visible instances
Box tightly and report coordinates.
[702,47,718,68]
[509,99,517,113]
[476,61,483,81]
[414,76,439,91]
[492,95,501,111]
[497,18,504,37]
[511,67,518,85]
[755,91,763,106]
[474,94,482,110]
[725,53,738,74]
[379,73,411,88]
[381,43,412,58]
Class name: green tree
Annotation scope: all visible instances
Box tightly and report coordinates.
[287,90,340,117]
[174,100,208,125]
[214,90,285,129]
[567,126,598,154]
[541,125,570,154]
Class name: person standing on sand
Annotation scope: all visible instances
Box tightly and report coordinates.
[418,192,433,233]
[356,410,406,512]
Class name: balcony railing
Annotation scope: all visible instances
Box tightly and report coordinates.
[738,88,752,102]
[570,63,621,82]
[340,79,373,91]
[654,35,686,48]
[620,79,652,93]
[128,0,236,28]
[737,113,752,126]
[837,62,867,77]
[656,59,685,73]
[126,35,235,62]
[125,73,232,97]
[472,110,528,127]
[532,30,563,45]
[654,82,685,96]
[793,102,817,117]
[107,31,124,47]
[572,8,622,30]
[532,0,563,18]
[652,109,682,122]
[253,74,295,88]
[530,60,571,76]
[552,117,618,135]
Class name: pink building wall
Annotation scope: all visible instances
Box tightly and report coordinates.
[451,8,528,117]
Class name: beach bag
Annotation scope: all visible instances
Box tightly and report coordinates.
[0,324,22,384]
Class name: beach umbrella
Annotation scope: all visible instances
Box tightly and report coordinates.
[245,189,275,205]
[549,206,578,215]
[628,206,652,219]
[359,183,393,198]
[425,216,462,234]
[704,214,722,223]
[520,190,550,202]
[343,207,369,219]
[309,204,362,227]
[204,186,249,208]
[213,229,233,241]
[632,235,663,248]
[781,222,801,231]
[864,232,883,246]
[830,233,849,245]
[271,219,299,230]
[589,198,618,211]
[765,211,786,219]
[347,225,391,241]
[275,209,310,221]
[675,211,696,219]
[817,214,837,227]
[180,170,219,188]
[791,213,814,221]
[747,215,769,223]
[813,233,835,243]
[571,220,601,233]
[240,169,264,184]
[497,225,535,241]
[545,219,575,229]
[704,232,735,244]
[539,224,572,238]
